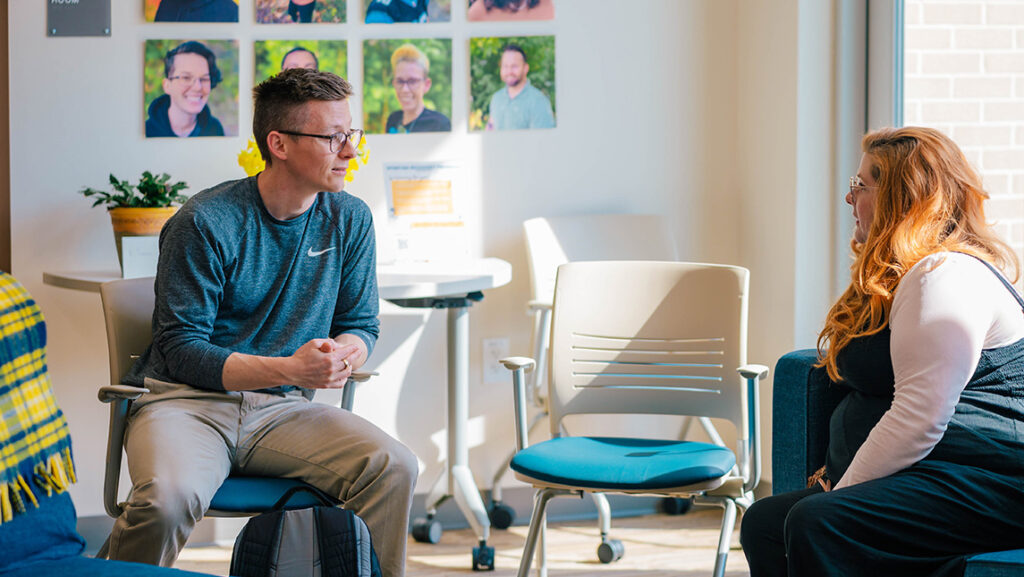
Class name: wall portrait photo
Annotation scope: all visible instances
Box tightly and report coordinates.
[363,38,452,134]
[470,35,555,131]
[254,41,347,84]
[144,0,239,22]
[255,0,345,24]
[143,39,239,138]
[467,0,554,22]
[364,0,450,23]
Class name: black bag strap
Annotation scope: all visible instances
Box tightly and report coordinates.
[271,484,338,511]
[958,252,1024,311]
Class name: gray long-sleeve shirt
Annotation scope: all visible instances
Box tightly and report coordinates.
[127,176,379,393]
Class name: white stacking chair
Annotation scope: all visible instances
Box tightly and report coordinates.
[501,261,767,577]
[488,214,724,563]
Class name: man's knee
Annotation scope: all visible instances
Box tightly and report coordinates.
[127,477,205,533]
[382,440,418,490]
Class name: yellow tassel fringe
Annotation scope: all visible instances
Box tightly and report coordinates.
[0,451,76,525]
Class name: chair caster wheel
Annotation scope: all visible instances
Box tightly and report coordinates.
[472,541,495,571]
[659,496,693,515]
[488,501,515,529]
[597,539,624,563]
[411,517,442,544]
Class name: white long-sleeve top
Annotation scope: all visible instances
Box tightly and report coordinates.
[835,252,1024,490]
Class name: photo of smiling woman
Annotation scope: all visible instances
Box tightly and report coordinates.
[144,39,239,138]
[363,38,451,134]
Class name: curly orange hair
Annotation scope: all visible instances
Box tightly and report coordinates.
[817,126,1019,381]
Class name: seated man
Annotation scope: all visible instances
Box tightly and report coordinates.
[105,68,418,577]
[0,273,207,576]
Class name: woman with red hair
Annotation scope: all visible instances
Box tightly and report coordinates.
[741,126,1024,576]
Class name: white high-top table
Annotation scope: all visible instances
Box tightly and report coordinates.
[43,257,513,570]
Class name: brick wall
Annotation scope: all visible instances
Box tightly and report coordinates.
[905,0,1024,285]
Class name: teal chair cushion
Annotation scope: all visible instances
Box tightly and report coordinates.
[209,477,336,513]
[510,437,736,491]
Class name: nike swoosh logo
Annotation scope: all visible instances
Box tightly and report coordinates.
[307,247,337,257]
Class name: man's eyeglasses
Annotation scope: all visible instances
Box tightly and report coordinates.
[168,74,212,88]
[278,129,364,153]
[392,77,424,89]
[849,176,878,196]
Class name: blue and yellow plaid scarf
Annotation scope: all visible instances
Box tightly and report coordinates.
[0,273,75,524]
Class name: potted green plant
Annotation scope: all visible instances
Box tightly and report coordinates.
[79,171,189,273]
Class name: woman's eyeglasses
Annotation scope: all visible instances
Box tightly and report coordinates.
[849,176,878,196]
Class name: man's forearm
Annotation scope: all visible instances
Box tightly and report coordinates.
[222,352,292,391]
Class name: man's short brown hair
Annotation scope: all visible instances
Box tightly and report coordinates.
[252,68,353,165]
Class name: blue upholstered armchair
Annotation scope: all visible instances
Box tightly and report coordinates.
[774,350,1024,577]
[0,273,209,577]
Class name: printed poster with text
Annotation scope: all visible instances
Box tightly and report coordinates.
[384,162,467,262]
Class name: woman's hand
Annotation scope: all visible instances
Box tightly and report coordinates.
[807,465,832,491]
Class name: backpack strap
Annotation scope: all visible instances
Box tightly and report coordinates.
[271,484,338,511]
[230,510,287,577]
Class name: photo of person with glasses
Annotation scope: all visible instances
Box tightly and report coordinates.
[145,40,236,138]
[385,44,450,134]
[362,38,451,135]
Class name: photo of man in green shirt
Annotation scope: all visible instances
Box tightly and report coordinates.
[487,43,555,130]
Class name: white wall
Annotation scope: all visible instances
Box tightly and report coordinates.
[734,0,839,470]
[9,0,765,518]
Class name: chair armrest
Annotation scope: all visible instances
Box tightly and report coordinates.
[341,371,378,412]
[98,384,149,403]
[737,364,769,494]
[501,357,536,452]
[526,300,552,313]
[772,350,848,494]
[350,371,377,383]
[738,364,769,380]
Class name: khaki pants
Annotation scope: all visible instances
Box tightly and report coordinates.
[105,378,417,577]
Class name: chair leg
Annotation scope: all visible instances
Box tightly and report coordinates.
[592,492,611,537]
[537,511,548,577]
[518,488,559,577]
[712,498,737,577]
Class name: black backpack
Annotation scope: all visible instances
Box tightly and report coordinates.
[230,485,382,577]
